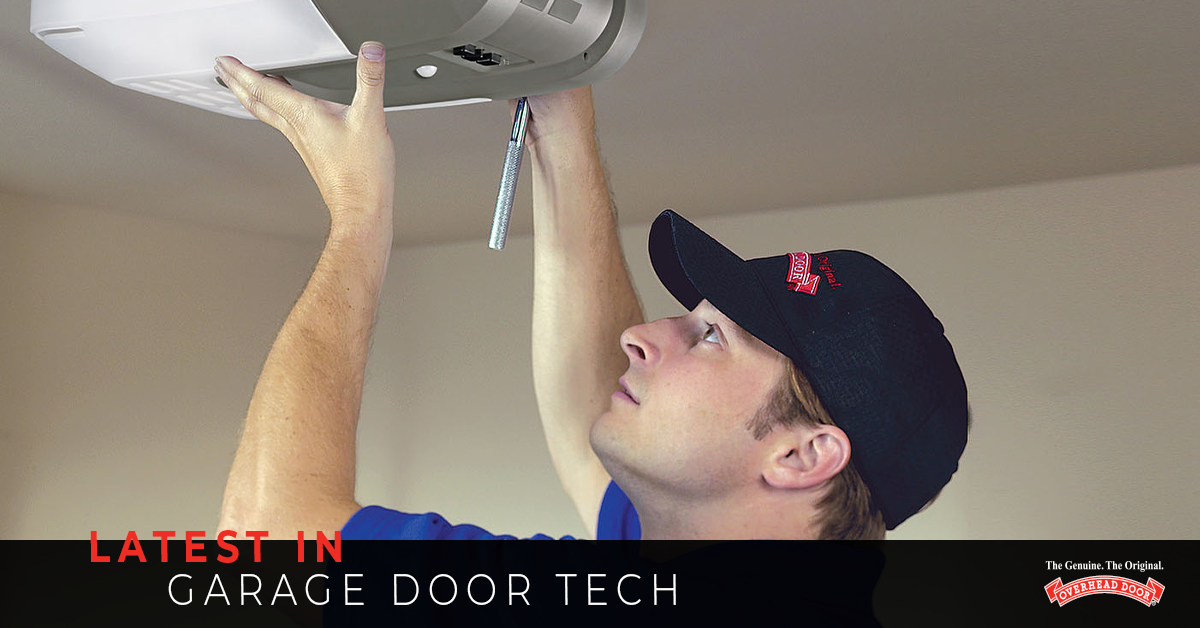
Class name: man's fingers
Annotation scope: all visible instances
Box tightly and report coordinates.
[216,56,308,128]
[350,42,386,116]
[215,62,290,132]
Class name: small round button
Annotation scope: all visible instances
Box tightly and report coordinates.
[415,64,438,78]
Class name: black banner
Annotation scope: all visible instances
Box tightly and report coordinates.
[8,539,1195,626]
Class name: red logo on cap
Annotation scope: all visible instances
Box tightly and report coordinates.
[786,252,820,295]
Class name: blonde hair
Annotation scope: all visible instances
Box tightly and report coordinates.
[747,361,886,540]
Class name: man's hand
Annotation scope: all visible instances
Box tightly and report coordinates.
[510,87,597,156]
[216,42,396,538]
[215,42,395,235]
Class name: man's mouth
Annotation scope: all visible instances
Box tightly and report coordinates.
[617,377,640,405]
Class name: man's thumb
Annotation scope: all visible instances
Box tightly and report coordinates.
[351,41,386,112]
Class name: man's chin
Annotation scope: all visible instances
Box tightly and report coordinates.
[588,417,624,467]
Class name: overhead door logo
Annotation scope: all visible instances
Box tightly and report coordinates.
[1044,576,1165,607]
[785,252,820,295]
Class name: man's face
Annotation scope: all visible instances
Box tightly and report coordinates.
[591,299,789,501]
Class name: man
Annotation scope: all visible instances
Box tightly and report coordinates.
[214,42,968,543]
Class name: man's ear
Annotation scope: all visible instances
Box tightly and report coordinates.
[762,424,851,490]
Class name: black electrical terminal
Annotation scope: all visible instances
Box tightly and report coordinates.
[476,52,503,66]
[453,44,484,61]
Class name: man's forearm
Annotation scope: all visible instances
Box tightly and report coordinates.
[219,222,391,535]
[530,130,644,530]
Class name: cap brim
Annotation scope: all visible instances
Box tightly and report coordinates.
[648,210,800,362]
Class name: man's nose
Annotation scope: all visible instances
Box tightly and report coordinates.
[620,322,661,365]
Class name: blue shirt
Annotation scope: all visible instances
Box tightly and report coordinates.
[341,481,642,540]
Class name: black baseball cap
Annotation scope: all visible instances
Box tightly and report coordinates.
[648,210,969,530]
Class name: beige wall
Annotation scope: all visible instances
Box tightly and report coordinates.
[2,162,1197,539]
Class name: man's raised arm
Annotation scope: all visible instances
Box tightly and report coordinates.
[523,88,645,538]
[213,44,395,538]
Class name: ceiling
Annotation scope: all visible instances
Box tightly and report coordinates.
[2,1,1198,246]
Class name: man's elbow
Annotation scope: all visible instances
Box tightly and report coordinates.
[216,490,289,537]
[216,493,266,536]
[218,497,359,540]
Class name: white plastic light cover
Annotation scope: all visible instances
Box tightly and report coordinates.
[31,0,358,119]
[32,0,646,120]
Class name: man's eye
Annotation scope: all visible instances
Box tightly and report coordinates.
[702,324,721,345]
